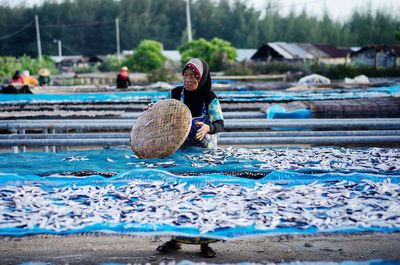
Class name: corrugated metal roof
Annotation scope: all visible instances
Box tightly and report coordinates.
[313,44,350,58]
[236,49,257,61]
[252,42,352,61]
[268,42,314,59]
[352,45,400,56]
[297,43,328,58]
[268,42,294,59]
[286,43,314,59]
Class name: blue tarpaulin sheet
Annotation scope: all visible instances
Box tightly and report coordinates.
[266,105,312,119]
[0,147,399,239]
[0,85,399,104]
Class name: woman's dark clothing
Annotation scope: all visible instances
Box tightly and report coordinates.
[170,86,224,134]
[38,76,51,86]
[116,74,131,89]
[171,58,224,136]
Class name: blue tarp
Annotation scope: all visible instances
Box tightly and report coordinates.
[0,147,399,238]
[0,170,399,238]
[266,105,312,119]
[0,86,399,104]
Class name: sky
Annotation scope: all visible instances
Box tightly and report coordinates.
[246,0,399,21]
[1,0,399,21]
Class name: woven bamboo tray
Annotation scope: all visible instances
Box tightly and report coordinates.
[130,99,192,158]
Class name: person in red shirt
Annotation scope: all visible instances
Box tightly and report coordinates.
[116,66,131,89]
[11,70,24,85]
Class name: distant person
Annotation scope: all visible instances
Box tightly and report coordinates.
[11,70,24,85]
[116,66,131,89]
[38,68,51,86]
[22,70,39,86]
[3,70,32,94]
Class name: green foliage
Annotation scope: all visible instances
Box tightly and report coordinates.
[0,55,57,79]
[0,0,399,57]
[179,38,237,71]
[210,38,237,70]
[249,62,307,75]
[225,60,400,79]
[125,40,166,72]
[98,55,121,72]
[179,38,214,65]
[316,64,400,80]
[0,57,19,78]
[223,61,308,77]
[396,31,400,41]
[148,68,179,83]
[223,62,253,75]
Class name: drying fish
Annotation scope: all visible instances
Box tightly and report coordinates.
[62,156,89,162]
[0,176,399,238]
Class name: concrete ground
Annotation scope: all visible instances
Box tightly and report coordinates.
[1,232,400,265]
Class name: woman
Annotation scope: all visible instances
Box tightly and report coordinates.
[11,70,24,84]
[38,68,51,86]
[155,58,224,258]
[22,70,39,86]
[171,58,224,148]
[116,66,131,89]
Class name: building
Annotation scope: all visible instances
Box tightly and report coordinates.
[50,55,104,72]
[236,49,257,62]
[251,42,351,65]
[312,44,351,64]
[350,45,400,68]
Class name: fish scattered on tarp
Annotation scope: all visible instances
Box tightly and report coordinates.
[0,177,399,235]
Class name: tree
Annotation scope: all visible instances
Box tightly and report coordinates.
[396,31,400,41]
[210,38,237,70]
[0,55,56,78]
[1,0,400,57]
[125,39,166,72]
[98,55,120,72]
[179,38,237,71]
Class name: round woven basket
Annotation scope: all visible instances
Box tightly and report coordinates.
[130,99,192,158]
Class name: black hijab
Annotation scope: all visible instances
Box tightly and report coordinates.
[171,58,217,117]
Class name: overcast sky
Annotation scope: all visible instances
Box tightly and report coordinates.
[247,0,399,21]
[2,0,399,21]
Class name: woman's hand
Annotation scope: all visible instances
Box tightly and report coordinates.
[144,102,154,111]
[195,122,210,140]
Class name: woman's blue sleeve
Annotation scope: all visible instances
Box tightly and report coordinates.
[208,98,224,122]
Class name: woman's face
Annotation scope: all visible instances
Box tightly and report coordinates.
[183,68,199,92]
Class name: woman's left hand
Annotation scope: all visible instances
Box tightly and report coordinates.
[195,122,210,140]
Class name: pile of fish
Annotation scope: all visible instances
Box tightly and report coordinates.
[0,176,399,236]
[185,147,400,173]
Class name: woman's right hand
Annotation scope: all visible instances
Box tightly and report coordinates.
[144,102,154,111]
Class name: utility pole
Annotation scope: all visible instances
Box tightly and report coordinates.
[58,40,62,57]
[116,17,121,63]
[186,0,192,42]
[53,39,62,57]
[35,15,42,61]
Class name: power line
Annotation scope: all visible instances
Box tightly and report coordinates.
[41,20,116,29]
[40,27,81,55]
[0,22,32,41]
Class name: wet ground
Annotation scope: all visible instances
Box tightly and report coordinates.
[1,232,400,264]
